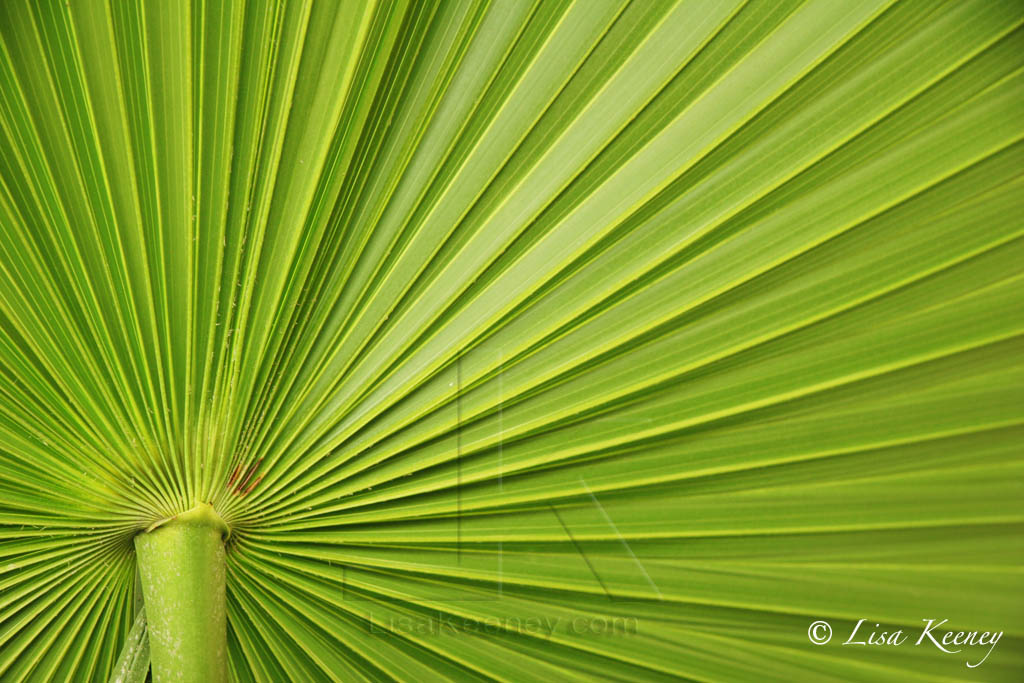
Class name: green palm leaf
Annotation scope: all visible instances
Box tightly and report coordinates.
[1,0,1022,680]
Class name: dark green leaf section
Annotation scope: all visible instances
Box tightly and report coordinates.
[1,0,1022,680]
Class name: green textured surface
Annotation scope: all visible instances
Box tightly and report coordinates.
[109,608,149,683]
[134,504,228,683]
[0,0,1022,680]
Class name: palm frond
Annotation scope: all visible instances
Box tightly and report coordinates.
[1,0,1022,680]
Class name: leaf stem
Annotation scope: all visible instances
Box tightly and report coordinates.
[134,503,229,682]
